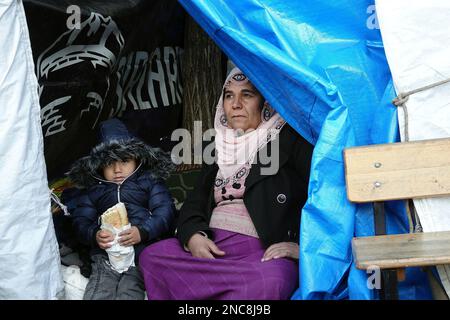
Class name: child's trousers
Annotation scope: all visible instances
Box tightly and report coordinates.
[83,254,145,300]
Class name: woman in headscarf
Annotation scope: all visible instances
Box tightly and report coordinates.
[139,68,314,299]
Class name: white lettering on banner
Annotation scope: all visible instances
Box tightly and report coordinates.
[127,52,145,111]
[36,11,183,136]
[41,96,70,137]
[112,56,128,117]
[165,46,183,105]
[366,4,380,30]
[136,52,151,110]
[114,47,183,116]
[150,48,169,107]
[81,92,105,129]
[37,13,124,137]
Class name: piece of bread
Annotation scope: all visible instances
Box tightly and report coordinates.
[101,202,128,228]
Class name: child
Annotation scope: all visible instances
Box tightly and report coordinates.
[67,118,175,300]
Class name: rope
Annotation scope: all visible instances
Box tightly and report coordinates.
[50,189,69,216]
[392,77,450,233]
[392,77,450,142]
[392,78,450,107]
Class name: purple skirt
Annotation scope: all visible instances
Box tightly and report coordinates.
[139,228,298,300]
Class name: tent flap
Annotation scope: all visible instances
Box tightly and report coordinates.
[179,0,432,299]
[0,0,63,299]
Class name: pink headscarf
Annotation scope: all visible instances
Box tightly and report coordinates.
[214,68,286,179]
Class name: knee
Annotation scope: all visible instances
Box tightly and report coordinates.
[139,238,176,267]
[140,241,165,259]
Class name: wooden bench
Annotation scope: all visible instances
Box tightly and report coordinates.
[344,138,450,299]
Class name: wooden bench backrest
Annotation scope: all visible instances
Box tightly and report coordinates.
[344,138,450,203]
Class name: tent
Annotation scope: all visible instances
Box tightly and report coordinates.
[0,0,440,299]
[0,0,63,299]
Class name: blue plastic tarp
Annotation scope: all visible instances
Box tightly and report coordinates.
[179,0,433,299]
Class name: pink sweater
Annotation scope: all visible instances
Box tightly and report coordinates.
[209,164,259,238]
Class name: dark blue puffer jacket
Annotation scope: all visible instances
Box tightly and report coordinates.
[67,119,176,263]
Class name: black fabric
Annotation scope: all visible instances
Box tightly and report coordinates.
[176,125,314,248]
[23,0,185,179]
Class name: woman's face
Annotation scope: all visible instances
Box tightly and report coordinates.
[223,82,263,132]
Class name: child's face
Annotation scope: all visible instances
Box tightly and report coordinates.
[103,159,137,183]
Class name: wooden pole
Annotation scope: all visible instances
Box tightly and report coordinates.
[182,15,224,134]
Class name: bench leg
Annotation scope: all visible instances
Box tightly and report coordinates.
[373,202,399,300]
[380,269,399,300]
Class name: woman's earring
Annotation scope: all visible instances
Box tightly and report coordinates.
[220,114,228,126]
[262,103,273,121]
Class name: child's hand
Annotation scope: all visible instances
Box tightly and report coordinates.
[96,230,114,249]
[118,226,141,247]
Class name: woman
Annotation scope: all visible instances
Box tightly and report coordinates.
[139,68,313,299]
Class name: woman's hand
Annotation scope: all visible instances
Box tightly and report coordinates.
[187,233,226,259]
[118,226,141,247]
[261,242,299,262]
[96,230,114,249]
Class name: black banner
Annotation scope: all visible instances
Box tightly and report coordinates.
[23,0,185,180]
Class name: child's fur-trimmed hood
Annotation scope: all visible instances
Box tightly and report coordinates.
[67,138,175,188]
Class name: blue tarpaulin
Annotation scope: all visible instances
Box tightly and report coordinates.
[179,0,433,299]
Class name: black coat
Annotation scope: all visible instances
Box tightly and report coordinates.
[177,125,313,248]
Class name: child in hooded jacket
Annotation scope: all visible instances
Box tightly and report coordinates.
[67,118,175,300]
